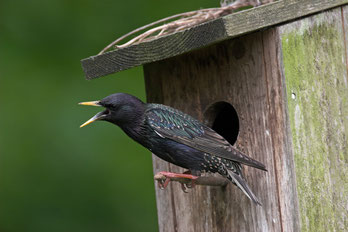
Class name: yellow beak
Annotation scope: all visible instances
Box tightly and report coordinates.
[79,100,104,128]
[78,101,101,106]
[80,113,101,128]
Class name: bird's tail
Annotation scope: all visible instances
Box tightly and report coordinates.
[225,166,262,206]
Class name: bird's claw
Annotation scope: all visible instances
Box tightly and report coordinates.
[157,177,171,189]
[180,180,196,193]
[181,183,188,193]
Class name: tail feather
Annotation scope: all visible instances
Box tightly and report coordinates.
[225,167,262,206]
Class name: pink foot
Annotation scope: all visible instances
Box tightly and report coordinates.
[155,171,199,193]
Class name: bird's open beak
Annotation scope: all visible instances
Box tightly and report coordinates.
[79,100,106,128]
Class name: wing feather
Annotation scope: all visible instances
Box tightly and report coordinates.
[146,104,266,171]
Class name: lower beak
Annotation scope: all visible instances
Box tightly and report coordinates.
[80,111,106,128]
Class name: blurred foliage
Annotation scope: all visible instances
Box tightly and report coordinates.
[0,0,217,231]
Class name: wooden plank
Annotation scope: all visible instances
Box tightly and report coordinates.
[343,5,348,76]
[82,0,348,80]
[279,8,348,231]
[262,28,300,232]
[143,71,177,232]
[143,28,298,231]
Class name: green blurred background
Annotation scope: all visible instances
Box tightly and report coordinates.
[0,0,216,231]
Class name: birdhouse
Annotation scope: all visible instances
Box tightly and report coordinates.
[81,1,348,231]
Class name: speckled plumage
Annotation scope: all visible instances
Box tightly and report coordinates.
[80,93,266,205]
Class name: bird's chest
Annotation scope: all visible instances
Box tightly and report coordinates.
[122,127,176,164]
[146,137,178,164]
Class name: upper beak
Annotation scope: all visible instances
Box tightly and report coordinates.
[79,101,101,107]
[79,100,105,128]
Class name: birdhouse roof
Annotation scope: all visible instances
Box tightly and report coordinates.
[81,0,347,80]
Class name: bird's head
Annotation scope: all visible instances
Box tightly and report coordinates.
[79,93,145,128]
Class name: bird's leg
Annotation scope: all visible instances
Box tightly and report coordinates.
[155,171,199,193]
[181,170,198,190]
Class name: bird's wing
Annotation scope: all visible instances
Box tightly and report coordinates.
[145,104,266,171]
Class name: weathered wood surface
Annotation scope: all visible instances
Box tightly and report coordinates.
[262,28,300,232]
[279,7,348,231]
[82,0,348,80]
[144,28,299,231]
[344,5,348,76]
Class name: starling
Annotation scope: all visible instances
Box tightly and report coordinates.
[79,93,267,205]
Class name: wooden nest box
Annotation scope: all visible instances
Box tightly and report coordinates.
[81,1,348,231]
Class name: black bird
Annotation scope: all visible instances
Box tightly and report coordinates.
[79,93,267,205]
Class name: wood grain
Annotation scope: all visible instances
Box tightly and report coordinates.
[261,28,300,232]
[343,5,348,77]
[279,7,348,231]
[143,28,298,231]
[81,0,348,80]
